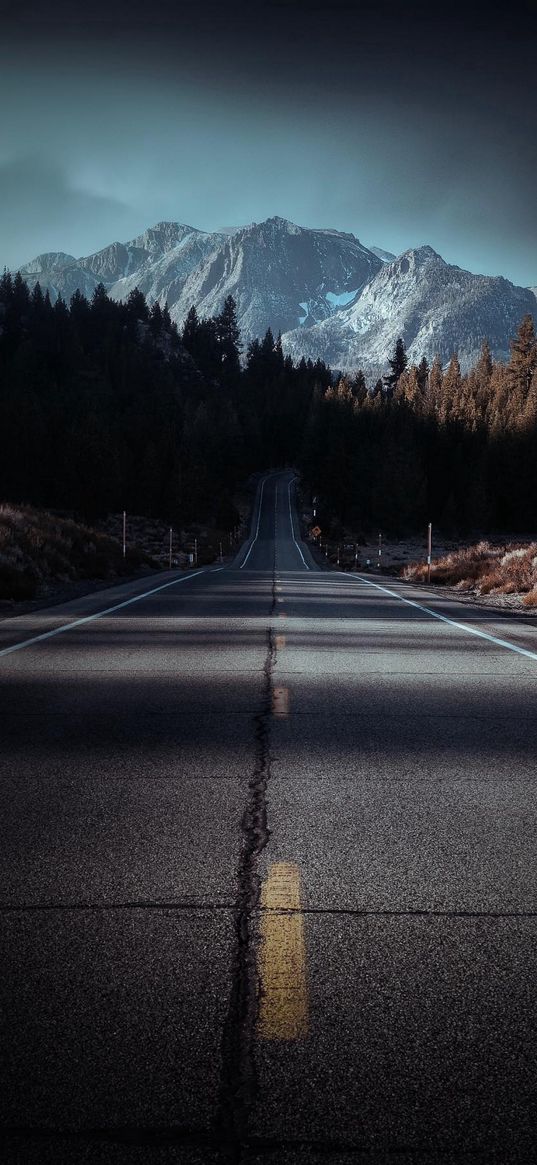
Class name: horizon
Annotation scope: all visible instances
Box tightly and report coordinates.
[12,214,536,292]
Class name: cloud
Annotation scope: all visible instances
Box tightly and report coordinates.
[0,155,142,269]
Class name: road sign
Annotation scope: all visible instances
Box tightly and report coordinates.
[311,525,321,537]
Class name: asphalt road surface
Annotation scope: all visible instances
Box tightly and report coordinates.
[2,469,537,1164]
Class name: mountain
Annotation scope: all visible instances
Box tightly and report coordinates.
[19,217,382,344]
[168,216,381,338]
[530,287,537,300]
[18,220,535,374]
[19,222,223,308]
[369,246,397,263]
[281,247,537,374]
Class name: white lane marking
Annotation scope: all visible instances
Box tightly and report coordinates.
[346,573,537,663]
[0,566,226,660]
[287,478,310,571]
[240,475,269,569]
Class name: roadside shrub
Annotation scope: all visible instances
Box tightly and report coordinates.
[403,540,537,597]
[0,503,154,601]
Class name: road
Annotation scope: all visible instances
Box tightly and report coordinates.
[2,468,537,1163]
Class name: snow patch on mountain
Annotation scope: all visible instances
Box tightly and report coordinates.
[325,288,359,307]
[282,247,536,374]
[17,218,535,375]
[167,216,381,339]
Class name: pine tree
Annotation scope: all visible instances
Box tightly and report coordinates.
[384,337,408,396]
[182,305,200,350]
[353,369,367,403]
[149,301,163,336]
[508,315,537,399]
[125,287,149,322]
[215,295,241,369]
[417,357,429,393]
[428,356,443,412]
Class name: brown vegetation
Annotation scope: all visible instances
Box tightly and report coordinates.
[403,541,537,598]
[0,504,152,601]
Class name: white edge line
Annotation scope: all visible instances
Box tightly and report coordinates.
[344,572,537,663]
[0,566,226,659]
[288,478,310,570]
[239,475,268,569]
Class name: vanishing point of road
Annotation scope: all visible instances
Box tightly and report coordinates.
[2,469,537,1163]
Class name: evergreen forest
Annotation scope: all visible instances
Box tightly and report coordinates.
[1,272,536,537]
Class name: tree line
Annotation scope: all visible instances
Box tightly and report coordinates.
[300,316,537,535]
[0,269,536,536]
[0,274,329,528]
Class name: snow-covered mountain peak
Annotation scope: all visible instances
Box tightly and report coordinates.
[16,217,535,376]
[129,221,202,254]
[282,243,535,374]
[21,252,77,275]
[263,215,303,233]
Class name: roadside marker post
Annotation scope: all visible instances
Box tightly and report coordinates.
[378,532,382,569]
[427,522,432,584]
[168,527,173,570]
[122,510,126,559]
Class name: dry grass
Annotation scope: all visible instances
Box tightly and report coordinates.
[403,540,537,598]
[0,503,152,601]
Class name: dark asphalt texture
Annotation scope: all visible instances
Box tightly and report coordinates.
[1,470,537,1163]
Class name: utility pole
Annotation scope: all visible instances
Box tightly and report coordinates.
[427,522,432,584]
[122,510,126,560]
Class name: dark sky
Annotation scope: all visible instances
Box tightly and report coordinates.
[1,0,536,284]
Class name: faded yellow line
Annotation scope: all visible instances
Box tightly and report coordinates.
[272,686,289,716]
[258,862,309,1040]
[275,634,286,650]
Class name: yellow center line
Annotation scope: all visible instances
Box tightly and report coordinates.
[272,687,289,716]
[257,862,309,1040]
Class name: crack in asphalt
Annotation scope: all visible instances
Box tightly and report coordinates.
[215,547,278,1162]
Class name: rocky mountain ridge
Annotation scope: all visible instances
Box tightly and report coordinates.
[18,217,536,374]
[282,246,537,374]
